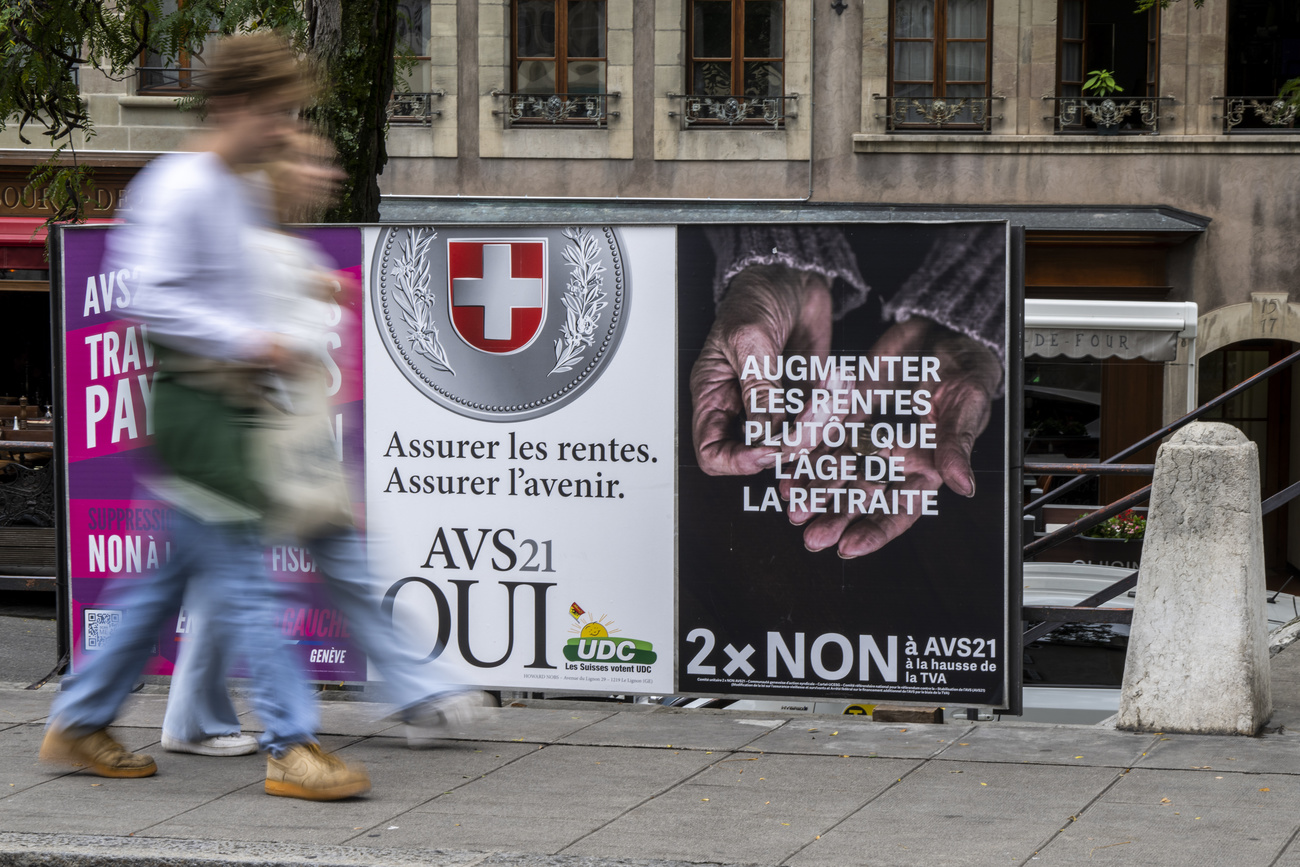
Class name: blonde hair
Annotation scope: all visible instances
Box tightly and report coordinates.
[203,32,312,104]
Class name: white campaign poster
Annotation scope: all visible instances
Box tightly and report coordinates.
[362,225,676,694]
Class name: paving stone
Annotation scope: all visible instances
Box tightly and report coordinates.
[424,705,619,745]
[0,755,75,798]
[742,720,968,759]
[367,744,718,853]
[109,694,172,730]
[557,709,782,751]
[138,735,520,846]
[1037,802,1293,866]
[567,753,919,864]
[0,690,54,726]
[0,723,149,797]
[1136,732,1300,774]
[235,700,404,738]
[0,746,264,836]
[787,760,1118,867]
[938,724,1159,767]
[1103,766,1300,807]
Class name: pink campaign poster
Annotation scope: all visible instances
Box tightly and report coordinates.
[57,224,367,681]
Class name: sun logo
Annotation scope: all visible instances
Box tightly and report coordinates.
[571,613,618,638]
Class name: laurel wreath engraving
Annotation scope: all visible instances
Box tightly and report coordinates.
[389,228,455,376]
[550,227,608,376]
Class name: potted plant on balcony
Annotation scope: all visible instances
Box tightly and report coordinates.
[1082,69,1125,134]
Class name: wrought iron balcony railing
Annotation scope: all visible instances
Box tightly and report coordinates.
[665,93,798,129]
[873,94,1004,131]
[490,91,620,128]
[1212,96,1299,133]
[387,90,444,125]
[136,66,203,93]
[1042,95,1175,134]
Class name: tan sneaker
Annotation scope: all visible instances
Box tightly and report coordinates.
[39,728,157,778]
[265,743,370,801]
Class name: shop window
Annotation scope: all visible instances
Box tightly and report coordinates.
[1052,0,1161,133]
[136,0,218,94]
[1218,0,1300,132]
[885,0,992,130]
[506,0,611,125]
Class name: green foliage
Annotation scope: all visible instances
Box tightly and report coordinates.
[1133,0,1202,11]
[1082,69,1123,98]
[0,0,306,224]
[1281,78,1300,105]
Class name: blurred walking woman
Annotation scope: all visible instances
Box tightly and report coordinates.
[41,35,370,801]
[162,132,487,768]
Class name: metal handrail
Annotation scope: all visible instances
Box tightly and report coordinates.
[1024,478,1300,643]
[1023,485,1151,558]
[1041,95,1175,134]
[666,93,798,129]
[135,66,203,92]
[1023,462,1154,476]
[387,90,444,124]
[1211,96,1300,132]
[1025,347,1300,514]
[490,90,621,128]
[872,93,1003,132]
[1021,347,1300,644]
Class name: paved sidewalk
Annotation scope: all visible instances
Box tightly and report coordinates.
[4,651,1300,867]
[2,686,1300,867]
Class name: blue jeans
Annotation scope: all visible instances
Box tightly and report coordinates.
[307,527,465,712]
[52,511,318,756]
[165,527,463,732]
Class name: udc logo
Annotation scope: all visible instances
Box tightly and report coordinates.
[371,225,629,421]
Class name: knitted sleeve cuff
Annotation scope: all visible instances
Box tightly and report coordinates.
[705,225,870,319]
[881,223,1007,366]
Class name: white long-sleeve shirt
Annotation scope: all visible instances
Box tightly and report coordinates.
[107,151,270,362]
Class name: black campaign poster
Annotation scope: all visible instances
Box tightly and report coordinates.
[677,222,1019,707]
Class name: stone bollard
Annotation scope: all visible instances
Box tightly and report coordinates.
[1117,422,1271,735]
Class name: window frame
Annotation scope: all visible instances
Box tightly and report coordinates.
[136,46,208,94]
[1053,0,1161,131]
[510,0,609,100]
[686,0,786,101]
[135,1,217,95]
[886,0,994,131]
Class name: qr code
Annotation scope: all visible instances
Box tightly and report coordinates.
[83,608,123,651]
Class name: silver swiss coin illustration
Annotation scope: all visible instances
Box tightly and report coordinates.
[371,225,629,421]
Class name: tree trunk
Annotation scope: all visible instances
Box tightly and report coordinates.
[303,0,398,223]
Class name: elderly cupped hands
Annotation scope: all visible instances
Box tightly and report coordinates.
[689,264,1002,559]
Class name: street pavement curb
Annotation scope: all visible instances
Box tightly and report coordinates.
[0,833,758,867]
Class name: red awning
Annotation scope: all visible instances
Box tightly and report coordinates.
[0,217,49,246]
[0,216,118,246]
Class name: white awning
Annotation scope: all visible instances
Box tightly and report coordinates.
[1024,300,1197,362]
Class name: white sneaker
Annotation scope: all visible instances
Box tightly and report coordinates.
[404,691,491,748]
[161,732,260,756]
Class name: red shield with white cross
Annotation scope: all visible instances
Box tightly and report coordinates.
[447,239,547,354]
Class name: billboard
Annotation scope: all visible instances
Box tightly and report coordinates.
[363,226,677,693]
[56,226,369,680]
[55,217,1017,709]
[675,223,1016,707]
